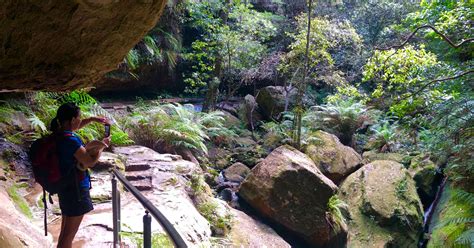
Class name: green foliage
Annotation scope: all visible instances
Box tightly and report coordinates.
[368,117,400,152]
[0,91,132,146]
[7,185,33,219]
[197,200,233,236]
[280,15,362,87]
[303,100,374,146]
[327,195,348,233]
[124,103,236,154]
[363,45,442,110]
[406,0,473,60]
[182,0,278,94]
[430,188,474,248]
[120,224,173,248]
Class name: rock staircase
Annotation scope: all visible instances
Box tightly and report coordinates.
[124,162,153,191]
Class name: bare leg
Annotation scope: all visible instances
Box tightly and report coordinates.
[57,216,66,245]
[57,215,84,248]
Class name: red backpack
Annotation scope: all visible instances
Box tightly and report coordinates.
[29,132,84,236]
[29,133,80,194]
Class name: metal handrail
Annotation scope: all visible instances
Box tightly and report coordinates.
[110,168,188,248]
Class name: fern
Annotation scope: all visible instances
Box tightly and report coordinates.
[125,49,140,70]
[327,195,348,233]
[124,103,235,154]
[28,114,47,134]
[431,188,474,248]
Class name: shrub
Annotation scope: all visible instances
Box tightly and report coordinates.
[124,103,236,155]
[304,100,375,146]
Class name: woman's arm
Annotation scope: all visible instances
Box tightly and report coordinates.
[74,146,101,169]
[73,137,110,169]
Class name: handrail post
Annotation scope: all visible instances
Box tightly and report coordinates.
[112,174,119,248]
[143,210,152,248]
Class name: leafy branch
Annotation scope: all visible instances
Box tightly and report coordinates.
[377,24,474,50]
[396,69,474,104]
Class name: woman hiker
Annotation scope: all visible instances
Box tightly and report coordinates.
[50,102,110,248]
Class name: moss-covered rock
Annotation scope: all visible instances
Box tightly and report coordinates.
[239,145,344,247]
[304,131,362,184]
[339,160,424,248]
[256,86,296,120]
[362,150,411,165]
[0,188,51,247]
[408,154,438,205]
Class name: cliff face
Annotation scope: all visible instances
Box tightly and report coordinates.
[0,0,167,91]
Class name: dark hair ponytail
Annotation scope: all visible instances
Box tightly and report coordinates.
[50,102,81,133]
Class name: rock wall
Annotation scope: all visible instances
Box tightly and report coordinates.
[0,0,167,91]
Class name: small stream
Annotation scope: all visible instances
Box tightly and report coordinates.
[419,171,447,248]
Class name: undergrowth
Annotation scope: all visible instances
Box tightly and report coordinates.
[7,184,33,219]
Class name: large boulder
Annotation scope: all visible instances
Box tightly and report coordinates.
[256,86,296,120]
[304,131,362,184]
[339,160,424,247]
[239,145,343,247]
[228,208,291,248]
[0,1,167,91]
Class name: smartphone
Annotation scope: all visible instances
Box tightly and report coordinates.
[104,124,111,137]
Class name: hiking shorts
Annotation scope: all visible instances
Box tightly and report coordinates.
[58,186,93,217]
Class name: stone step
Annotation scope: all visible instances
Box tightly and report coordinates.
[129,179,152,191]
[125,162,150,172]
[125,171,152,181]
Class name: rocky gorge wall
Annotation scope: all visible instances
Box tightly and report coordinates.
[0,0,167,91]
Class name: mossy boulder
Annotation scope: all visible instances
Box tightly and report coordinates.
[339,160,424,247]
[362,150,411,166]
[239,145,345,247]
[408,154,438,205]
[304,131,362,184]
[256,86,296,120]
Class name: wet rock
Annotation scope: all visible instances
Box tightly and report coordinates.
[0,138,32,178]
[304,131,362,184]
[224,162,250,183]
[70,145,212,247]
[239,145,342,247]
[0,1,168,90]
[256,86,296,120]
[219,188,234,202]
[93,152,126,171]
[339,160,423,247]
[0,188,52,247]
[228,208,291,248]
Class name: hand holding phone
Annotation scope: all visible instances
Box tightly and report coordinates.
[104,124,111,137]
